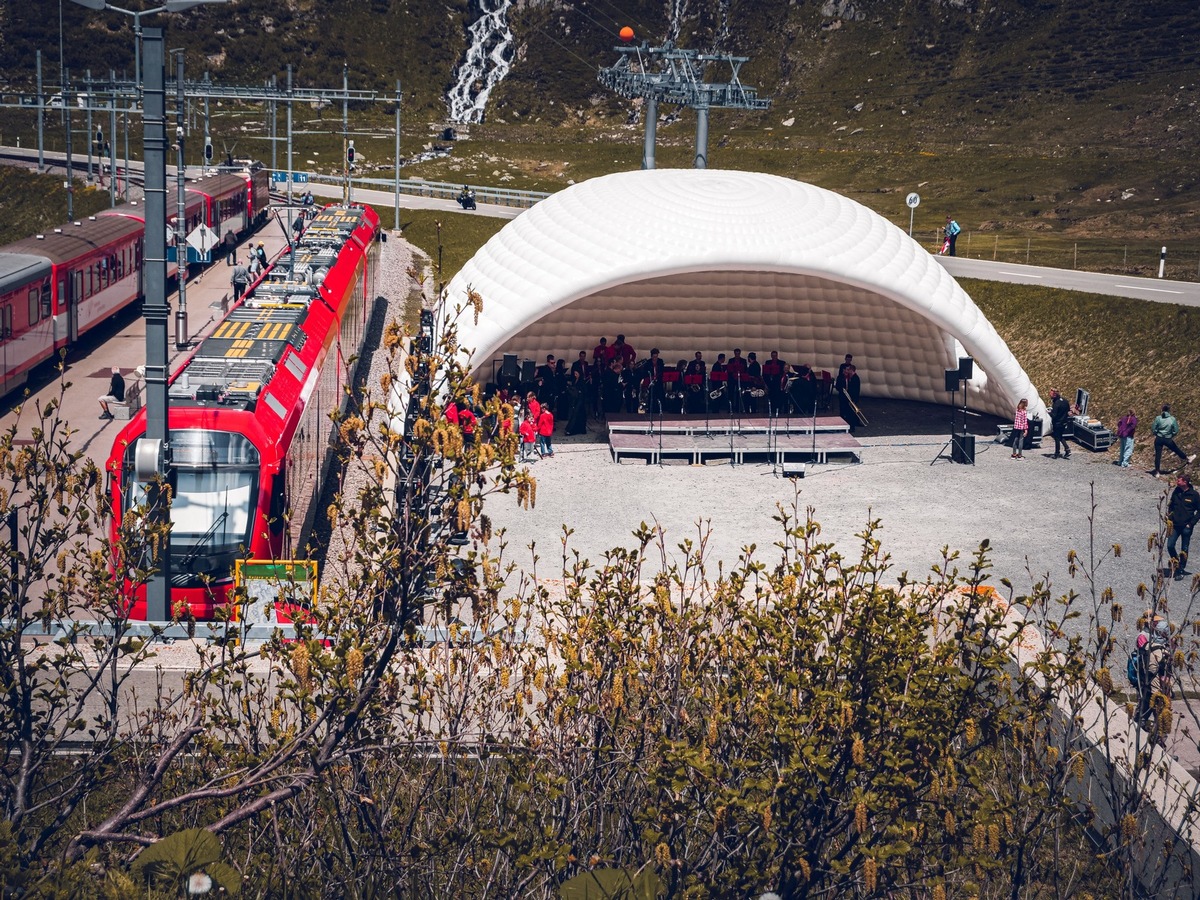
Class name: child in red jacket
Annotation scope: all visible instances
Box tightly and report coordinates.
[519,415,537,462]
[536,407,555,458]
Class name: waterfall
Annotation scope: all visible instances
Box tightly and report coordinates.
[446,0,516,124]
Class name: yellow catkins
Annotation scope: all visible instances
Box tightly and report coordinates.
[499,668,510,689]
[509,597,522,619]
[611,674,625,710]
[965,718,977,744]
[706,717,718,746]
[933,886,946,900]
[761,805,772,831]
[1071,753,1085,781]
[291,643,310,682]
[1047,745,1059,765]
[714,806,727,831]
[1097,668,1114,695]
[988,823,1001,855]
[655,843,671,866]
[855,802,867,834]
[1121,813,1138,841]
[346,647,364,681]
[534,669,545,691]
[270,707,281,731]
[1004,814,1013,835]
[852,737,865,766]
[798,859,811,882]
[973,823,986,853]
[842,701,854,728]
[944,811,956,835]
[863,858,877,893]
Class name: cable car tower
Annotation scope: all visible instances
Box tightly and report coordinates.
[598,40,771,170]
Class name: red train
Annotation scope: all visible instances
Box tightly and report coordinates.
[106,203,382,620]
[0,161,272,398]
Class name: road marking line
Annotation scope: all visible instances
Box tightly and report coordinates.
[997,271,1043,278]
[1113,284,1183,294]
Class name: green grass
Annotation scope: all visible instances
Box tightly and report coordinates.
[0,167,113,245]
[389,208,506,294]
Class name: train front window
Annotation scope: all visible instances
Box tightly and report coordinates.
[123,430,260,555]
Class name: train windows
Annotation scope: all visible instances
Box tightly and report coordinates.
[1,306,12,339]
[28,288,40,325]
[41,282,50,317]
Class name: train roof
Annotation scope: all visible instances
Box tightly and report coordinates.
[168,204,376,412]
[5,215,144,264]
[187,172,250,198]
[0,253,53,292]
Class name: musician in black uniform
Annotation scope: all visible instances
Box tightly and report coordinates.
[685,352,707,414]
[745,353,763,414]
[642,348,666,414]
[709,354,729,413]
[536,354,557,404]
[727,349,749,413]
[788,364,819,417]
[762,351,787,418]
[838,364,862,433]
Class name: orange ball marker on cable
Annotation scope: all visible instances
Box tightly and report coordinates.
[619,26,635,42]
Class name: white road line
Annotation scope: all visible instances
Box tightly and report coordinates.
[1113,284,1183,294]
[997,271,1043,278]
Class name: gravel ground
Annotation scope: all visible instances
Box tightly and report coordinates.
[484,408,1191,629]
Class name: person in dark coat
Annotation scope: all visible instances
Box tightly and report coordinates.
[1048,388,1072,459]
[1168,473,1200,578]
[837,364,862,433]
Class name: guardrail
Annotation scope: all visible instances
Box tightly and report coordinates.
[299,172,551,210]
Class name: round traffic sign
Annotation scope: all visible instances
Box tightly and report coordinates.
[905,192,921,209]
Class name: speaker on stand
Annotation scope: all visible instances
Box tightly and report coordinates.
[951,432,976,465]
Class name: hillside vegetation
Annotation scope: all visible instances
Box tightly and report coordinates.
[1,0,1197,242]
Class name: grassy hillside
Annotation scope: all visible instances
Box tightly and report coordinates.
[0,167,112,245]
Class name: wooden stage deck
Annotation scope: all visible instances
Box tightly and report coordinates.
[606,415,863,466]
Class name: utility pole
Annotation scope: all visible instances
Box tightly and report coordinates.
[174,50,189,349]
[394,78,401,231]
[64,69,74,221]
[342,62,349,204]
[85,69,94,182]
[141,27,171,620]
[286,65,293,211]
[36,52,45,173]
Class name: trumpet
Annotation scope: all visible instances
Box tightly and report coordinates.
[840,388,868,426]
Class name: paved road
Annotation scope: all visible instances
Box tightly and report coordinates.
[938,256,1200,306]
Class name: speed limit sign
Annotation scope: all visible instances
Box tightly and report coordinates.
[906,192,920,208]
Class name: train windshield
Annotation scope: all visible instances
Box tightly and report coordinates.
[124,430,260,555]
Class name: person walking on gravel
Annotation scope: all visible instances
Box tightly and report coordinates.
[1151,403,1195,475]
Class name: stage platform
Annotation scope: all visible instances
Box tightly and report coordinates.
[608,422,863,466]
[606,414,850,436]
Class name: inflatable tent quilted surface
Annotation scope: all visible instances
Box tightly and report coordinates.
[444,168,1044,420]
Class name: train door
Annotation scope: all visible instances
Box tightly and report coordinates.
[68,270,81,343]
[0,304,11,392]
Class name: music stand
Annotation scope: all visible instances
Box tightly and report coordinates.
[708,371,727,440]
[662,370,680,415]
[682,373,703,419]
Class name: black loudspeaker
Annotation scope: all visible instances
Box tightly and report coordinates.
[520,359,535,383]
[958,357,974,380]
[501,353,518,380]
[952,432,976,464]
[944,369,961,393]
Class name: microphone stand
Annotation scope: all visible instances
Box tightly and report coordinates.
[810,394,819,464]
[704,372,712,439]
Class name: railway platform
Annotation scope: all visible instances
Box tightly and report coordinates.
[0,207,304,473]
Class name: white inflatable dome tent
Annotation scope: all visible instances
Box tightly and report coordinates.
[443,169,1045,422]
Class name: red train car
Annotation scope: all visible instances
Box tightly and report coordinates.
[106,204,382,619]
[100,194,207,276]
[0,215,144,394]
[189,172,250,245]
[219,158,272,228]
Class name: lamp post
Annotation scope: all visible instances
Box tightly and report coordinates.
[69,0,229,623]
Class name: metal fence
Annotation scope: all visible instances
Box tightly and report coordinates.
[304,172,550,210]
